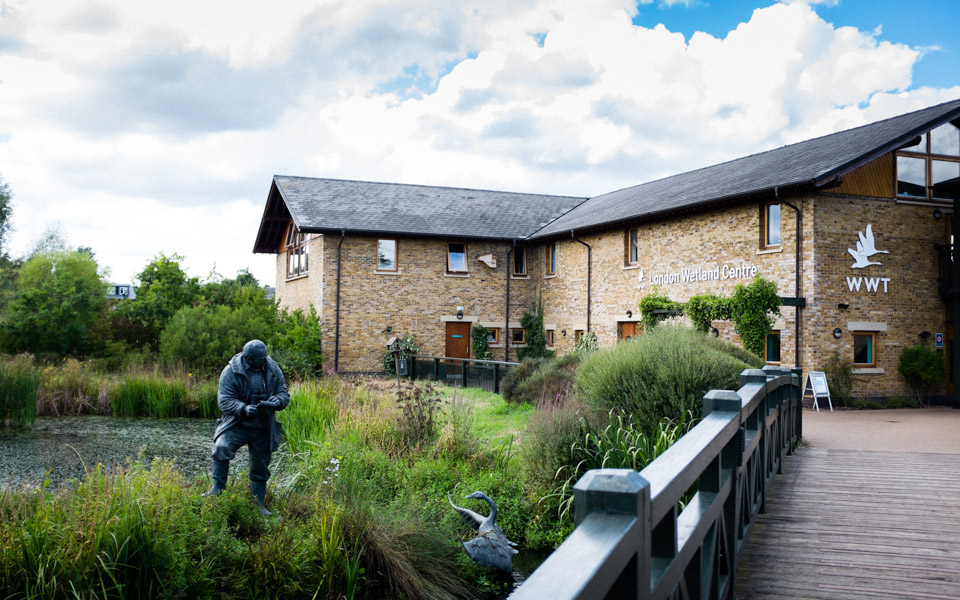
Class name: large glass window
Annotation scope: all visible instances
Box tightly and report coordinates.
[853,332,875,367]
[897,122,960,202]
[763,202,781,248]
[447,242,467,273]
[285,223,309,279]
[377,239,397,271]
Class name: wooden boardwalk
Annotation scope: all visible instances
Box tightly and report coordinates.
[736,447,960,599]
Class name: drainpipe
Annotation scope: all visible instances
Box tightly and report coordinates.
[778,188,803,368]
[334,230,345,372]
[505,242,514,362]
[571,232,592,333]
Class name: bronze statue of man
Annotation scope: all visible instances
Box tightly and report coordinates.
[202,339,289,515]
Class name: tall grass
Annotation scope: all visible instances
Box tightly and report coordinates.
[110,377,189,417]
[0,357,42,426]
[281,379,339,453]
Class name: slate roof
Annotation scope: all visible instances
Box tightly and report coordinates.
[271,176,587,240]
[531,98,960,238]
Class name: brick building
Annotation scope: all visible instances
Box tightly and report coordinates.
[254,99,960,400]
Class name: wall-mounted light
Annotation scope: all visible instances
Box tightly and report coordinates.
[934,208,943,220]
[919,331,932,340]
[711,327,719,337]
[561,330,567,337]
[626,309,633,318]
[837,303,849,310]
[833,327,843,339]
[383,326,392,333]
[456,310,463,320]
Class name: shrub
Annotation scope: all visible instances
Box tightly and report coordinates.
[638,288,684,329]
[394,382,444,447]
[898,344,947,405]
[517,301,554,360]
[470,324,492,360]
[576,325,761,436]
[158,304,276,376]
[575,331,598,352]
[271,305,323,380]
[823,351,853,406]
[500,352,582,404]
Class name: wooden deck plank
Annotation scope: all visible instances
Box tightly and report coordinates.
[736,448,960,600]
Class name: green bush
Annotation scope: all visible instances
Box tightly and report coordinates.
[517,301,554,360]
[576,325,762,436]
[638,288,684,329]
[898,344,947,405]
[470,325,492,360]
[823,351,853,406]
[575,331,598,352]
[270,305,323,380]
[500,352,582,404]
[158,304,276,376]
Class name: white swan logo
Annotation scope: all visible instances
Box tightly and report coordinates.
[847,224,888,269]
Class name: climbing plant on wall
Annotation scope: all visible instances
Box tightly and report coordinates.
[517,300,554,360]
[641,276,781,358]
[638,287,684,329]
[471,324,492,360]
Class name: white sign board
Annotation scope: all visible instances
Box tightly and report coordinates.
[804,371,833,412]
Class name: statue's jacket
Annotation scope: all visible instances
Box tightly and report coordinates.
[214,353,289,452]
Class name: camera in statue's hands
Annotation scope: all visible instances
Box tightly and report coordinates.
[258,396,282,410]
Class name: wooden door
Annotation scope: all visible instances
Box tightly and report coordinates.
[445,322,471,359]
[620,322,637,340]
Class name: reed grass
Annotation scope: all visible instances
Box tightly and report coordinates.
[110,376,189,417]
[0,357,42,426]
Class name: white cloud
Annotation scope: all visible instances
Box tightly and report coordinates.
[0,0,953,286]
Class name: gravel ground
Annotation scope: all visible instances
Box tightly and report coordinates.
[802,405,960,454]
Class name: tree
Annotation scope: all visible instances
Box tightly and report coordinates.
[0,175,12,258]
[2,250,109,357]
[113,253,202,351]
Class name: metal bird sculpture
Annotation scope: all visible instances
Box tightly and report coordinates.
[449,491,518,573]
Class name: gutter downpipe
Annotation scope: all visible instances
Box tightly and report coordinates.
[334,230,345,372]
[505,242,514,362]
[778,187,803,368]
[571,232,592,333]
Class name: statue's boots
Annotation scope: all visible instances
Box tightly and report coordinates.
[250,481,272,516]
[201,459,229,497]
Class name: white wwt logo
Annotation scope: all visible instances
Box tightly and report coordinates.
[846,276,890,293]
[847,224,888,269]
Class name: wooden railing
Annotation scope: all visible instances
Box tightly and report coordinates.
[404,355,519,394]
[511,365,802,600]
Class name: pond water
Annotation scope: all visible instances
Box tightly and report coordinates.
[0,416,228,489]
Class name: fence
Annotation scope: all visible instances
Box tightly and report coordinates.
[511,365,802,600]
[404,355,519,394]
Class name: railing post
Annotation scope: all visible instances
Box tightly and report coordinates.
[703,389,742,599]
[791,367,803,441]
[575,469,651,598]
[433,357,439,381]
[494,363,501,394]
[740,368,768,514]
[461,359,468,388]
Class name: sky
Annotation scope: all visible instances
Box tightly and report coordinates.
[0,0,958,287]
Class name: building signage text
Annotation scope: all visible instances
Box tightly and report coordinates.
[649,263,759,286]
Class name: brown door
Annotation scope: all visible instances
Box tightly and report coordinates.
[620,322,637,340]
[445,322,471,359]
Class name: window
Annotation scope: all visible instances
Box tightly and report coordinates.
[513,247,527,276]
[285,223,309,278]
[486,328,500,345]
[546,329,555,347]
[765,333,781,364]
[897,122,960,202]
[377,239,397,271]
[546,242,557,276]
[575,329,584,342]
[625,229,639,265]
[511,328,526,345]
[762,202,781,248]
[853,332,875,367]
[447,242,467,273]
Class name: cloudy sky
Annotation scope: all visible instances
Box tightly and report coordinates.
[0,0,958,286]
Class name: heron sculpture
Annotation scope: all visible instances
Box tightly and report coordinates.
[448,491,518,573]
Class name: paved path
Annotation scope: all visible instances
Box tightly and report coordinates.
[736,408,960,599]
